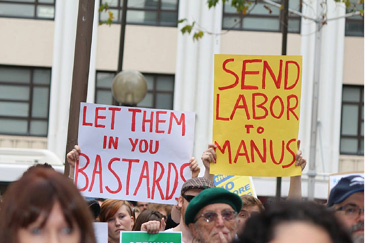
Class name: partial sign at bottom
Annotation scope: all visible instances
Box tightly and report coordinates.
[121,231,182,243]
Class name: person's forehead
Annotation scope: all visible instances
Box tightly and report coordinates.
[200,203,234,213]
[338,191,364,207]
[183,188,203,196]
[137,202,148,205]
[241,205,261,213]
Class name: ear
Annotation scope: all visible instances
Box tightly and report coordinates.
[177,196,184,208]
[189,223,199,239]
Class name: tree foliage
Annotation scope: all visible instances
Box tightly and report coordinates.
[179,0,364,41]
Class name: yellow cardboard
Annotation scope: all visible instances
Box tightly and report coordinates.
[212,54,302,177]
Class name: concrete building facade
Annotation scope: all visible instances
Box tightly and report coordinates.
[0,0,363,199]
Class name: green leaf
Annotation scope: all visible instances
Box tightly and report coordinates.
[207,0,220,8]
[181,25,192,34]
[193,31,204,41]
[178,18,187,24]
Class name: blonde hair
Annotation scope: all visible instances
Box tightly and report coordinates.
[240,195,264,211]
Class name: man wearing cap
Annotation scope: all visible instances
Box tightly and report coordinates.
[185,187,242,243]
[328,175,364,241]
[164,177,215,242]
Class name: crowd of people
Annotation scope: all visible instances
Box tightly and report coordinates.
[0,143,363,243]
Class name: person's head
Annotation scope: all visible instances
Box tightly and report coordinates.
[99,199,134,243]
[87,200,101,221]
[132,209,165,231]
[328,175,364,240]
[237,194,264,235]
[0,167,96,243]
[185,187,242,243]
[178,177,215,224]
[239,200,352,243]
[132,207,141,219]
[148,203,172,219]
[136,201,149,211]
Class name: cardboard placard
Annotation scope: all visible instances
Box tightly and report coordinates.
[212,54,302,177]
[76,103,195,204]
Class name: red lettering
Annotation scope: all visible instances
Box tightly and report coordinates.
[166,163,178,200]
[88,155,103,193]
[122,158,139,195]
[105,158,122,194]
[139,139,148,153]
[142,110,154,132]
[262,60,283,89]
[129,138,138,152]
[284,61,300,90]
[218,58,239,90]
[95,107,106,128]
[109,136,118,149]
[179,163,190,182]
[168,113,186,136]
[230,94,250,120]
[215,140,232,164]
[250,139,266,162]
[134,161,150,198]
[108,107,121,130]
[149,140,159,154]
[270,96,284,119]
[270,140,285,165]
[252,93,268,120]
[234,140,250,163]
[82,106,92,126]
[103,136,107,149]
[128,108,142,132]
[287,95,299,120]
[216,94,229,121]
[245,124,254,133]
[241,59,262,90]
[156,111,167,133]
[151,161,165,200]
[75,153,90,191]
[282,138,297,168]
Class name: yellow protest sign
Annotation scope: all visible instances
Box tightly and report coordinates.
[211,54,302,177]
[214,174,256,197]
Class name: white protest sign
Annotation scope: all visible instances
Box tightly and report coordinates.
[75,103,195,204]
[93,222,108,243]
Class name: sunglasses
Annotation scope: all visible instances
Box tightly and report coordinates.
[195,209,237,223]
[182,194,195,202]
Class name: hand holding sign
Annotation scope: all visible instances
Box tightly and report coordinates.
[140,218,166,234]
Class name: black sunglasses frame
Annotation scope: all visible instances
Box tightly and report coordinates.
[182,194,195,202]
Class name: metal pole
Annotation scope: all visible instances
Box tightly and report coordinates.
[276,0,289,199]
[118,0,128,73]
[307,4,323,200]
[64,0,95,176]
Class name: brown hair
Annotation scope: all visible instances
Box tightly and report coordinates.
[0,167,96,243]
[241,195,265,212]
[148,203,172,217]
[99,199,133,222]
[132,209,165,231]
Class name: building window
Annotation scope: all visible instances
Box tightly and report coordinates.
[99,0,179,26]
[345,1,364,37]
[0,66,51,136]
[340,85,364,155]
[95,71,174,109]
[0,0,55,19]
[222,0,301,33]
